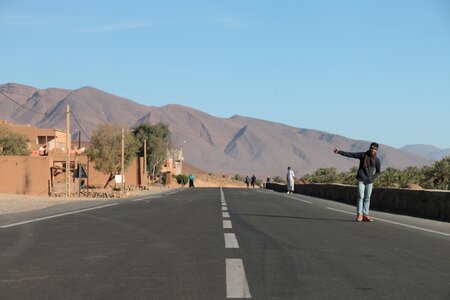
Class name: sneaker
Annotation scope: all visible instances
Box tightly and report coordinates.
[356,214,363,222]
[362,215,373,222]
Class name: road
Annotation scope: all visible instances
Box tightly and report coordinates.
[0,188,449,299]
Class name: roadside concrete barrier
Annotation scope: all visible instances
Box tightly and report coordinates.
[266,183,450,222]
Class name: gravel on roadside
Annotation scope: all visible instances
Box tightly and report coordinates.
[0,187,172,215]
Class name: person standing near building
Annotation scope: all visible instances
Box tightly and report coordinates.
[333,142,381,222]
[286,167,295,194]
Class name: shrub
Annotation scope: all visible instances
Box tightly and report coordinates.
[176,174,189,186]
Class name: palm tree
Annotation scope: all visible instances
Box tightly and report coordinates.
[429,157,450,190]
[336,167,358,185]
[375,167,399,188]
[312,168,337,183]
[398,166,421,188]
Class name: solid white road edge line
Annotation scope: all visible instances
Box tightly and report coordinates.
[0,203,119,228]
[224,233,239,248]
[326,207,450,237]
[131,196,158,202]
[226,259,251,298]
[165,191,179,195]
[286,195,313,204]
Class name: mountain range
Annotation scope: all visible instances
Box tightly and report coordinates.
[0,83,438,178]
[400,144,450,161]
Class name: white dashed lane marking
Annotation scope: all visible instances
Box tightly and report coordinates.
[221,188,252,298]
[223,220,233,229]
[226,259,251,298]
[224,233,239,248]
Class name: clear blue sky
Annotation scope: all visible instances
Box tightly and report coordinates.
[1,0,450,149]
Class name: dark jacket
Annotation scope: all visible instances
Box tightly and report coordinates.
[337,150,381,184]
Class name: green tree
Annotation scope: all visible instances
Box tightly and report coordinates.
[398,166,421,188]
[176,174,189,186]
[299,174,313,184]
[427,157,450,190]
[335,167,358,185]
[0,126,30,156]
[133,123,171,180]
[86,124,139,188]
[375,167,399,188]
[311,168,338,183]
[234,174,243,181]
[272,176,286,184]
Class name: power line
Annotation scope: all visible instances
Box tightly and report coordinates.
[0,90,49,115]
[0,90,91,141]
[70,111,91,141]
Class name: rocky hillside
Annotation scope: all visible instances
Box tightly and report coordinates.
[1,83,433,178]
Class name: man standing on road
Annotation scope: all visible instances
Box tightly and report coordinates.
[333,142,381,222]
[286,167,295,194]
[245,175,250,188]
[251,174,256,188]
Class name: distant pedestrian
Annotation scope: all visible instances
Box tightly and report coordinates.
[189,174,195,188]
[251,174,256,188]
[333,142,381,222]
[266,176,271,183]
[286,167,295,194]
[245,175,250,188]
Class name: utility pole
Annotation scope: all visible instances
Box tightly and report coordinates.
[65,105,71,197]
[143,139,147,187]
[121,128,125,191]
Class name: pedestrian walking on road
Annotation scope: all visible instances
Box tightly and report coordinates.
[333,142,381,222]
[251,174,256,188]
[286,167,295,194]
[245,175,250,188]
[189,174,195,188]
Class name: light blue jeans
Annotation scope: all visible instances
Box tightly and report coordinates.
[357,181,373,216]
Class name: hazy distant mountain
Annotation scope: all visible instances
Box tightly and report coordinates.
[0,83,434,177]
[400,144,450,161]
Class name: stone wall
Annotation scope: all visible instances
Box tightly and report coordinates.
[266,183,450,222]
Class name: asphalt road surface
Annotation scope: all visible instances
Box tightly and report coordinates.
[0,188,449,299]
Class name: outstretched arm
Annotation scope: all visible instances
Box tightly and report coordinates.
[333,147,363,159]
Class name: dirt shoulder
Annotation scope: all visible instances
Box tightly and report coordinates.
[0,167,251,216]
[0,186,171,215]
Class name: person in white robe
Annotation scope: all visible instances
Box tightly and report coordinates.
[286,166,295,194]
